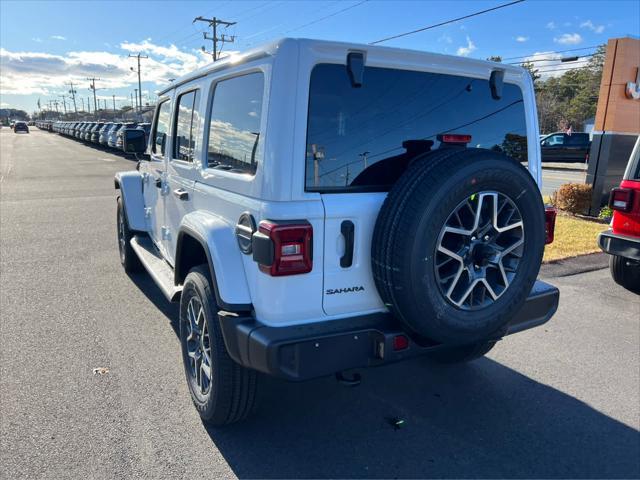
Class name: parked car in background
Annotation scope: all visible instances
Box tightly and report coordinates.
[83,123,96,141]
[90,123,105,143]
[598,136,640,293]
[99,123,115,145]
[107,123,124,148]
[13,121,29,133]
[540,132,591,163]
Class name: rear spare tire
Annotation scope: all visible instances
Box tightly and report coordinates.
[372,149,545,344]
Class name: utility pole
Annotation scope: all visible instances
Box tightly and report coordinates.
[128,53,148,113]
[134,89,139,111]
[81,97,84,112]
[68,81,78,115]
[87,77,100,114]
[193,16,236,61]
[58,94,67,115]
[112,95,116,113]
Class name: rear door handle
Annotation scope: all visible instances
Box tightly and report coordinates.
[340,220,355,268]
[173,189,189,200]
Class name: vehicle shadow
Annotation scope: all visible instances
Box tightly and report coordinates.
[206,358,639,479]
[126,271,179,336]
[126,272,639,478]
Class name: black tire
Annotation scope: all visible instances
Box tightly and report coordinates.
[425,341,496,364]
[372,149,545,344]
[610,255,640,294]
[180,265,257,426]
[116,196,142,273]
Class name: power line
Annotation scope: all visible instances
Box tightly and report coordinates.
[501,45,602,61]
[370,0,524,45]
[284,0,368,34]
[508,53,595,65]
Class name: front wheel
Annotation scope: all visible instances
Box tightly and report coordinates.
[610,255,640,294]
[180,265,257,426]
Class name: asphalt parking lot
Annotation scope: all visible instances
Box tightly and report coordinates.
[1,129,639,479]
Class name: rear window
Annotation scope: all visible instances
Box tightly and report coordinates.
[305,64,528,192]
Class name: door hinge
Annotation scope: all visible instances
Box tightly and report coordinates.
[161,226,171,240]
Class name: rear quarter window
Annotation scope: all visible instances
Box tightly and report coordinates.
[306,64,529,192]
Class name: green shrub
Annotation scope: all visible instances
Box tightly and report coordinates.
[554,183,592,215]
[598,206,613,221]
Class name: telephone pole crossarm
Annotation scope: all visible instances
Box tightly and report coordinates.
[193,15,236,62]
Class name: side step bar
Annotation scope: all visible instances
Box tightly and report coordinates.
[130,235,182,302]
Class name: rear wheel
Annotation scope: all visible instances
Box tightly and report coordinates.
[180,265,257,426]
[610,255,640,293]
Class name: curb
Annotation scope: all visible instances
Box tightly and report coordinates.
[540,252,608,279]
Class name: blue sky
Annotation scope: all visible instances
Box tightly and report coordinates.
[1,0,639,113]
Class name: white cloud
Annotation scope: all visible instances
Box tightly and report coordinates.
[456,36,476,57]
[521,51,590,80]
[0,40,213,96]
[546,21,556,29]
[515,36,529,43]
[580,20,605,33]
[554,33,583,45]
[32,37,42,43]
[50,35,66,41]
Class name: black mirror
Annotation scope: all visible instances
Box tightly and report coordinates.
[123,129,146,154]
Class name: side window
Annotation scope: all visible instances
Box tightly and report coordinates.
[207,72,264,174]
[152,100,172,155]
[172,90,200,162]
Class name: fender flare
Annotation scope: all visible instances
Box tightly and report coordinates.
[114,171,148,232]
[176,212,252,312]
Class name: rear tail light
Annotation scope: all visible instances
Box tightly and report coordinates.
[609,187,633,212]
[544,206,557,245]
[254,221,313,276]
[437,133,472,145]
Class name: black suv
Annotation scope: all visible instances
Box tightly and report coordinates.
[540,132,591,163]
[14,121,29,133]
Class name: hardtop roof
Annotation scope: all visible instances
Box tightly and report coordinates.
[157,37,526,96]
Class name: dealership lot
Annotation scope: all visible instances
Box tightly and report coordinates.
[1,129,639,478]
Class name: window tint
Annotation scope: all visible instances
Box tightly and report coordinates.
[173,90,200,162]
[153,100,171,155]
[544,134,563,146]
[565,133,589,145]
[207,72,264,174]
[306,64,528,192]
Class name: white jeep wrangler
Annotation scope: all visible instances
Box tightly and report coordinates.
[115,38,559,425]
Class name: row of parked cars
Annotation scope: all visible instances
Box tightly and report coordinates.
[35,120,151,153]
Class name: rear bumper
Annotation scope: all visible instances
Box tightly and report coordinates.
[598,230,640,261]
[219,280,559,381]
